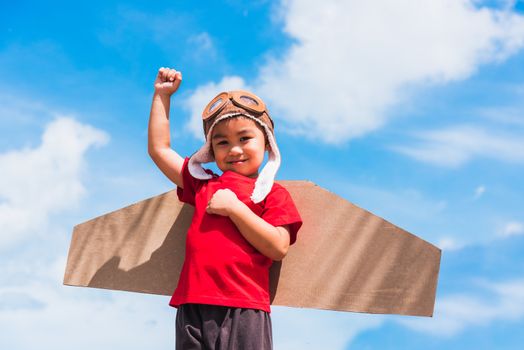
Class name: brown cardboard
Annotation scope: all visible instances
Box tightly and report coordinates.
[63,181,441,317]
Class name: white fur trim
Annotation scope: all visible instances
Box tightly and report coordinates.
[188,113,281,203]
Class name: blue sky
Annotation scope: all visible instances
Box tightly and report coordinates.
[1,0,524,349]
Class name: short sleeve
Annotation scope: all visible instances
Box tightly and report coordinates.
[176,157,200,206]
[261,184,303,245]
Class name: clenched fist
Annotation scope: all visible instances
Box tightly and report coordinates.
[206,189,241,217]
[154,67,182,96]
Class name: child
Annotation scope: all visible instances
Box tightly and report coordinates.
[148,67,302,350]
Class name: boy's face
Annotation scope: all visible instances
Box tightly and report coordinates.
[210,117,267,178]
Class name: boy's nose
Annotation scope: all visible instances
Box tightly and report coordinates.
[229,145,242,155]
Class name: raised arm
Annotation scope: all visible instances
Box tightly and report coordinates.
[148,67,185,189]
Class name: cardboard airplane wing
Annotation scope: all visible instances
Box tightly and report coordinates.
[63,181,441,317]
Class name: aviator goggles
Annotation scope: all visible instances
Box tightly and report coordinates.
[201,90,274,136]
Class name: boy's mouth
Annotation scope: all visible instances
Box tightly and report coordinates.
[228,159,247,165]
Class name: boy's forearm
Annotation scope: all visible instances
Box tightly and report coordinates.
[147,91,186,188]
[148,93,173,153]
[228,202,290,261]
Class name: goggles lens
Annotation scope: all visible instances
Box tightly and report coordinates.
[238,95,259,107]
[208,98,224,113]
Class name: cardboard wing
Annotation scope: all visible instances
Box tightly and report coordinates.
[63,181,441,316]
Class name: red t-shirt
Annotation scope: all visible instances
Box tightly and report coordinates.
[169,157,302,312]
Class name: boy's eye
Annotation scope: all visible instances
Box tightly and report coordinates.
[240,136,252,142]
[215,140,228,146]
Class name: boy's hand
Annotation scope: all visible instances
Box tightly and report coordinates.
[154,67,182,96]
[206,189,242,217]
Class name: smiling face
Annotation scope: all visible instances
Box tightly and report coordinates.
[210,116,267,178]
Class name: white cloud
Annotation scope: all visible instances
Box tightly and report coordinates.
[0,114,177,350]
[187,32,216,59]
[477,105,524,126]
[0,91,53,126]
[398,278,524,336]
[252,0,524,143]
[499,221,524,237]
[474,185,486,199]
[184,1,524,144]
[391,125,524,167]
[0,117,109,250]
[0,272,174,350]
[272,306,384,350]
[437,237,465,251]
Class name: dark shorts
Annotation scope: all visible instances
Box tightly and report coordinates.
[175,303,273,350]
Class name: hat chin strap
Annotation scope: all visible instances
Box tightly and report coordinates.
[188,113,281,204]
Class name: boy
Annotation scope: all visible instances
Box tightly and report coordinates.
[148,67,302,350]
